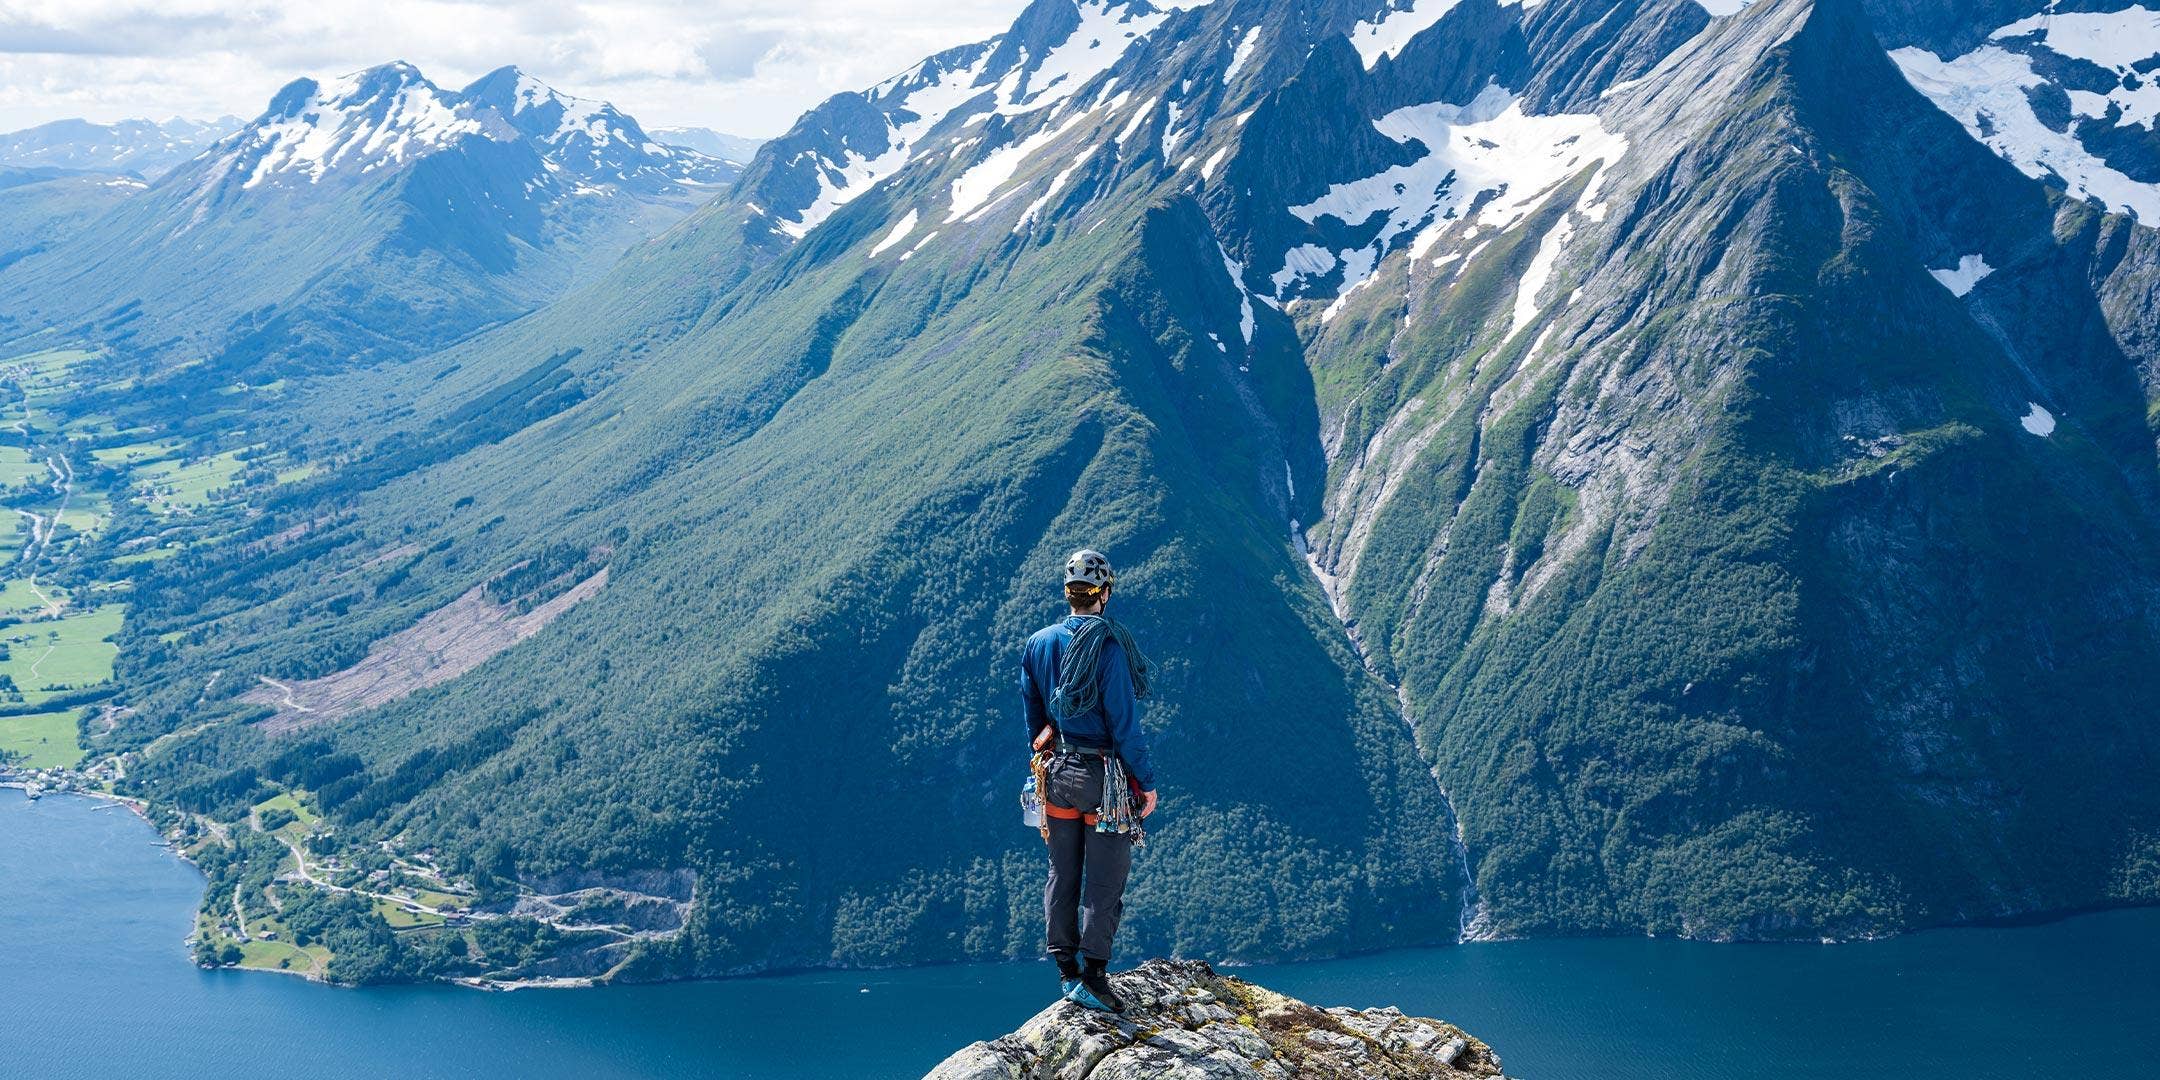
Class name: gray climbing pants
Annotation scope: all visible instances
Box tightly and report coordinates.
[1043,749,1133,963]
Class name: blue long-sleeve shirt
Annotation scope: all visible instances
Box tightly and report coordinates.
[1021,615,1155,791]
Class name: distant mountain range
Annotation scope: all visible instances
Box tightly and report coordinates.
[27,0,2160,985]
[648,126,765,165]
[0,117,242,180]
[0,66,754,374]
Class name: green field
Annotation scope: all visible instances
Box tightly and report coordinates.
[91,440,182,467]
[0,708,82,768]
[61,411,125,436]
[2,348,95,393]
[252,791,320,839]
[0,577,64,617]
[0,446,46,487]
[0,603,122,702]
[237,937,331,974]
[113,545,180,565]
[375,899,447,928]
[408,888,473,911]
[132,450,245,512]
[53,493,106,539]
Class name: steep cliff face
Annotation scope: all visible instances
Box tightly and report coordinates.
[110,0,2160,981]
[1284,0,2160,938]
[925,959,1503,1080]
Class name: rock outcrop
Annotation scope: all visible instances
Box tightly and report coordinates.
[925,959,1504,1080]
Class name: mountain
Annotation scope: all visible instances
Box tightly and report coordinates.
[0,64,739,377]
[0,116,241,180]
[0,169,144,273]
[925,958,1501,1079]
[456,68,739,194]
[1878,1,2160,222]
[79,0,2160,984]
[649,126,765,165]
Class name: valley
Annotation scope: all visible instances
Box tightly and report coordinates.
[1,0,2157,996]
[0,333,658,986]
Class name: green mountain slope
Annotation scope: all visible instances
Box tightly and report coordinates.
[0,64,736,381]
[51,0,2160,982]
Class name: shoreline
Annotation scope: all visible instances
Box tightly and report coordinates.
[10,781,2157,993]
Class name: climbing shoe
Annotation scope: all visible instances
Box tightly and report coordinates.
[1073,958,1125,1013]
[1053,952,1082,1001]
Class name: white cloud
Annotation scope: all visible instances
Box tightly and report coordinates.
[0,0,1032,137]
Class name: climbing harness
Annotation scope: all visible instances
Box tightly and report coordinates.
[1028,742,1146,847]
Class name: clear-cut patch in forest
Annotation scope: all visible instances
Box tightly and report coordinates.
[247,568,608,733]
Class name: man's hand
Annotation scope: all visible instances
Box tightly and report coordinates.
[1033,726,1055,752]
[1139,790,1158,818]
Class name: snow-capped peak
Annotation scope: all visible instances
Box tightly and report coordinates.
[758,0,1170,238]
[463,66,736,189]
[193,62,732,197]
[229,62,496,189]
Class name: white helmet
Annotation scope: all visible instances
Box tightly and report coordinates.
[1064,548,1114,589]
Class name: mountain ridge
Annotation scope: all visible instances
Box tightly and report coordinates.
[0,115,241,179]
[37,0,2160,984]
[0,62,742,377]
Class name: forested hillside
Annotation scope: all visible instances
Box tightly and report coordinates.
[7,0,2157,984]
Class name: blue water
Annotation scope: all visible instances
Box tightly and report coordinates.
[4,787,2156,1079]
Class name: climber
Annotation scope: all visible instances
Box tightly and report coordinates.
[1021,547,1159,1013]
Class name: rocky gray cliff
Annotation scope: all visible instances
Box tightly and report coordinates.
[926,959,1503,1080]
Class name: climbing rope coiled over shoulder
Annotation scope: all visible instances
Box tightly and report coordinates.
[1049,613,1152,846]
[1047,614,1151,723]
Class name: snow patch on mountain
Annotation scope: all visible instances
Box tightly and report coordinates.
[781,52,998,237]
[776,2,1173,238]
[1992,5,2160,74]
[1218,242,1257,346]
[236,69,491,190]
[1000,1,1168,115]
[1226,25,1264,83]
[2022,402,2057,437]
[1892,44,2160,223]
[0,116,240,180]
[1347,1,1465,68]
[1512,214,1578,336]
[1992,6,2160,131]
[510,73,610,144]
[872,209,920,255]
[1280,85,1625,307]
[1016,146,1097,231]
[949,110,1091,222]
[1274,244,1339,294]
[1117,96,1159,145]
[1929,253,1994,297]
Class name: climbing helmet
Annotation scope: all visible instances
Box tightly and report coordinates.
[1064,549,1114,589]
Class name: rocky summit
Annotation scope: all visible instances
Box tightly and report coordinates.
[925,959,1502,1080]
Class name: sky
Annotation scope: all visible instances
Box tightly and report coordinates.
[0,0,1037,137]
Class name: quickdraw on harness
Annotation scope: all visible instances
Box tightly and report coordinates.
[1033,743,1148,848]
[1095,750,1145,846]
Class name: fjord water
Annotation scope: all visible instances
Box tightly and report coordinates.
[5,789,2154,1080]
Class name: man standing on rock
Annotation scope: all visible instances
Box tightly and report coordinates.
[1022,548,1158,1012]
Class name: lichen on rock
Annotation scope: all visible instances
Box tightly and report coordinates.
[924,959,1504,1079]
